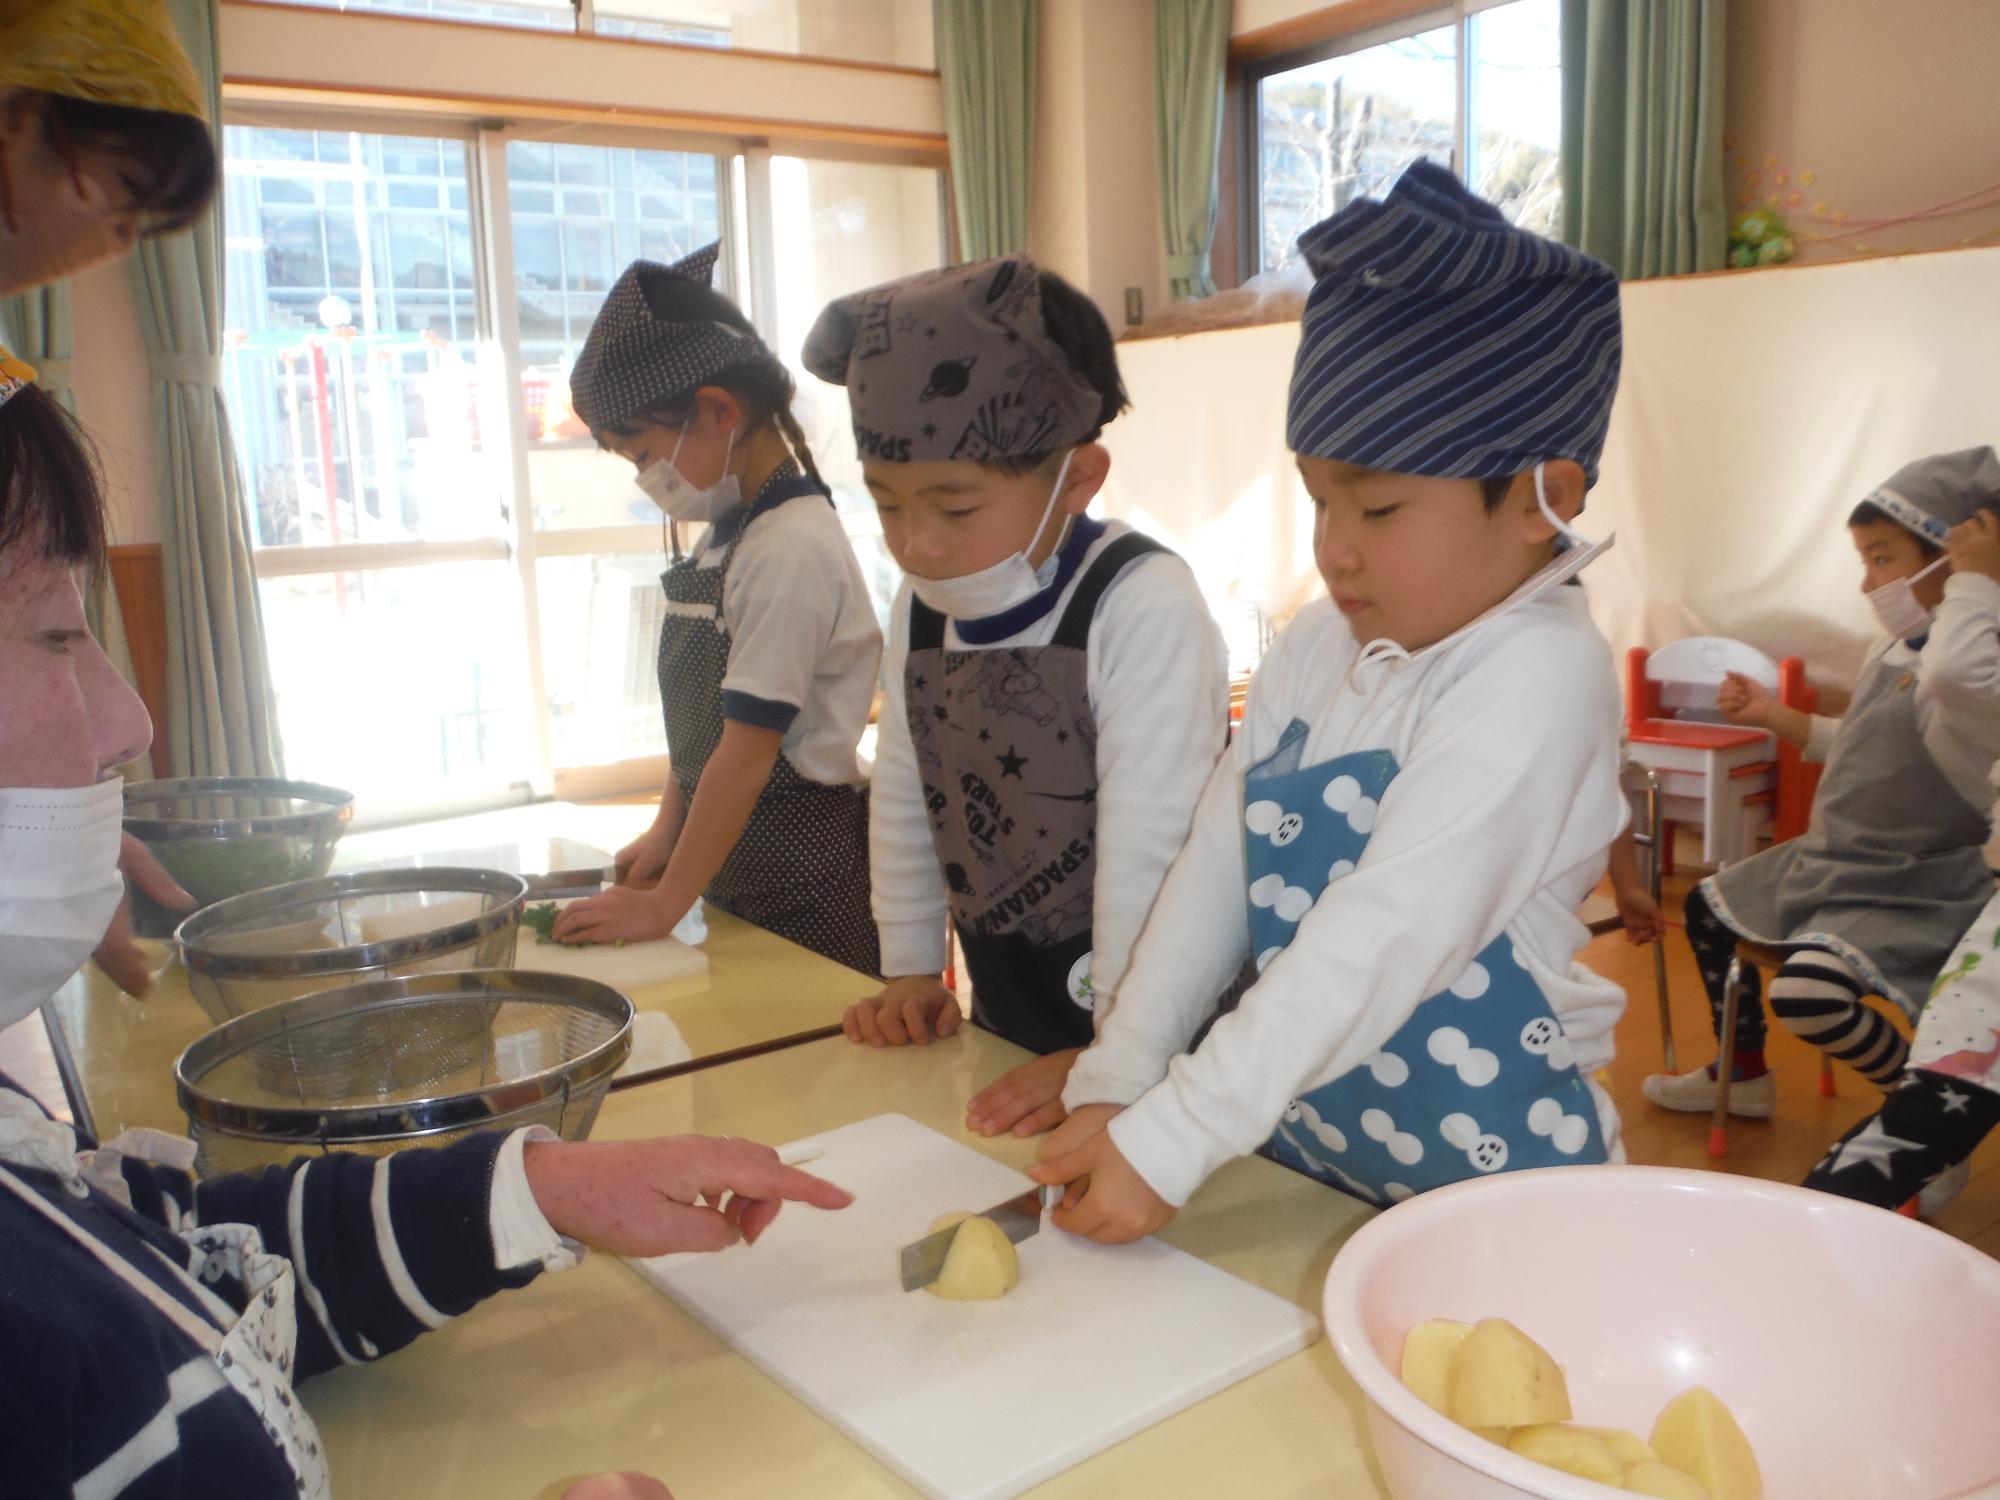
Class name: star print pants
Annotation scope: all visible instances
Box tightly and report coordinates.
[1684,886,1908,1084]
[1803,1071,2000,1208]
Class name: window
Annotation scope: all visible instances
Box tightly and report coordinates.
[222,119,945,820]
[1246,0,1560,275]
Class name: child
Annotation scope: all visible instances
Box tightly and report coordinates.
[1644,449,2000,1118]
[1031,161,1629,1239]
[802,256,1229,1137]
[553,247,883,975]
[1802,463,2000,1213]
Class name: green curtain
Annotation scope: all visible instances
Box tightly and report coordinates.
[1,285,143,761]
[934,0,1036,259]
[1154,0,1230,301]
[1559,0,1728,279]
[132,0,283,779]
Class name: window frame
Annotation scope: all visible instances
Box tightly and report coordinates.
[1235,0,1549,281]
[222,99,948,824]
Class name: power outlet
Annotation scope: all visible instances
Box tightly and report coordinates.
[1124,287,1144,325]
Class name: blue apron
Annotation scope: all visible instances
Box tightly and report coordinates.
[1245,718,1608,1205]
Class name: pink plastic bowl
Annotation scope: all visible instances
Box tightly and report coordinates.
[1323,1165,2000,1500]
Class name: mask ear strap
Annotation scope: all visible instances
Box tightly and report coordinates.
[1533,461,1593,549]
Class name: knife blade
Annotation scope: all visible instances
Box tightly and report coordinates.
[522,865,616,899]
[898,1183,1060,1292]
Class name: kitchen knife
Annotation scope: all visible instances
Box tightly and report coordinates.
[898,1183,1061,1292]
[522,864,616,899]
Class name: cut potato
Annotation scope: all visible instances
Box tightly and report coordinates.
[1446,1318,1572,1428]
[1470,1426,1512,1446]
[1400,1320,1473,1414]
[1594,1428,1660,1467]
[1506,1424,1625,1487]
[1625,1460,1714,1499]
[1650,1387,1761,1500]
[923,1212,1019,1301]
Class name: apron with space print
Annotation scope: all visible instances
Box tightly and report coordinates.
[1245,718,1607,1205]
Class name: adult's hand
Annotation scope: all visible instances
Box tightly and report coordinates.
[522,1134,854,1257]
[92,834,193,997]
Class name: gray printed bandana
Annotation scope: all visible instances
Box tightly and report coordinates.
[800,256,1102,464]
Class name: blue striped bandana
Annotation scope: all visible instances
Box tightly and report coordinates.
[1285,161,1622,486]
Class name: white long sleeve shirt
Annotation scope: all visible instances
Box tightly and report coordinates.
[1063,584,1628,1207]
[870,520,1230,1009]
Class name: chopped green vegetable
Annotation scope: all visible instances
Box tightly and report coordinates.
[521,900,624,948]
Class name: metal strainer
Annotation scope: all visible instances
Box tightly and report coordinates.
[174,969,633,1179]
[175,867,527,1023]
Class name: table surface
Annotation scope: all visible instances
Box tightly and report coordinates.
[302,1030,1390,1500]
[50,801,881,1139]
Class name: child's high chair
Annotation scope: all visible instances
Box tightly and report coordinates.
[1625,639,1822,871]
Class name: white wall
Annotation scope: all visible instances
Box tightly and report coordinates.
[69,261,159,547]
[1027,0,1166,328]
[1723,0,2000,264]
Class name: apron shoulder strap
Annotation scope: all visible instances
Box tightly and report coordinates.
[908,593,946,652]
[1050,531,1170,650]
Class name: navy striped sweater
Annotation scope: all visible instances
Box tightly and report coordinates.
[0,1077,540,1497]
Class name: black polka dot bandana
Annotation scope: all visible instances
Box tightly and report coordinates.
[569,243,774,433]
[800,256,1102,464]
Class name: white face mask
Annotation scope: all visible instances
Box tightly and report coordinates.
[637,421,740,525]
[907,449,1077,620]
[1866,554,1949,641]
[0,780,125,1028]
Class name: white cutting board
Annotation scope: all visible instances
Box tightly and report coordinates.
[358,895,710,991]
[630,1114,1319,1500]
[512,930,709,991]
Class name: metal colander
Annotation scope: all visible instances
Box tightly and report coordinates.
[124,777,355,937]
[174,969,633,1179]
[174,867,527,1023]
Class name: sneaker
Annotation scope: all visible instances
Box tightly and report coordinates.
[1641,1066,1778,1118]
[1918,1159,1971,1221]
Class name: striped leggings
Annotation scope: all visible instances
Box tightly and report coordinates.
[1684,886,1908,1084]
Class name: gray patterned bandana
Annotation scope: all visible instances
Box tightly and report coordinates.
[568,243,773,433]
[800,256,1102,464]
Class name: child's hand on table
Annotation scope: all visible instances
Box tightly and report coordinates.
[1947,511,2000,581]
[1031,1104,1176,1243]
[551,884,680,944]
[965,1048,1082,1137]
[91,834,194,998]
[843,976,961,1045]
[1714,670,1772,727]
[522,1135,853,1256]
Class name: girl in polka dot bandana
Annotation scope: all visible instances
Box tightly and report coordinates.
[555,249,883,975]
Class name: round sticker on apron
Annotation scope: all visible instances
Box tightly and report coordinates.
[1067,952,1096,1011]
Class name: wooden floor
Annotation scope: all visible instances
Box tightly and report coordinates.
[1587,863,2000,1261]
[9,854,1996,1260]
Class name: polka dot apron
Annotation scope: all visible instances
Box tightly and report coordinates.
[0,1102,328,1496]
[1244,718,1608,1205]
[658,467,880,976]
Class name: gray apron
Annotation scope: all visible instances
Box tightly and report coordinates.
[904,530,1165,1053]
[1705,644,1993,1017]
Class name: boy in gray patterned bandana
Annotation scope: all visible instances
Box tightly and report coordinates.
[805,258,1229,1138]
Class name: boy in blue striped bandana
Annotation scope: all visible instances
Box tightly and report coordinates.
[1035,162,1631,1239]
